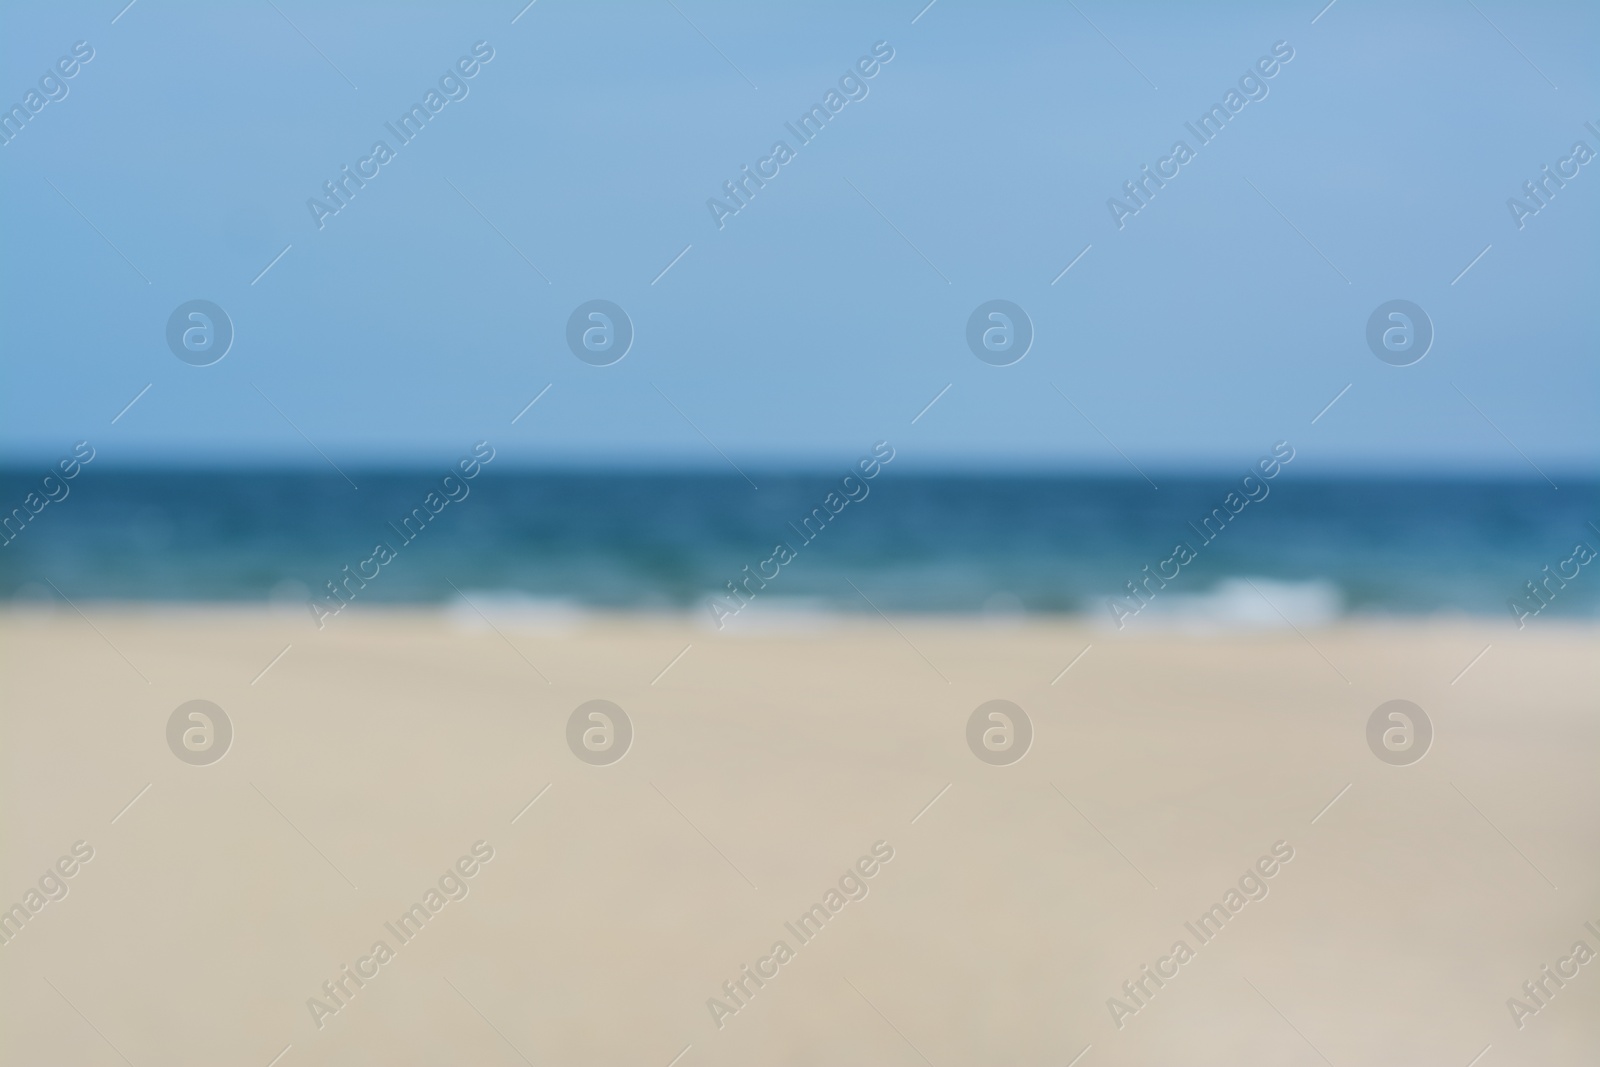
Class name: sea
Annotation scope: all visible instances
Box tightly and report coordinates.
[2,468,1596,626]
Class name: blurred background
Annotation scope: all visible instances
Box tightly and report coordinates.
[5,6,1600,1067]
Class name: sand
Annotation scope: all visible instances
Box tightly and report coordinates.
[2,607,1596,1066]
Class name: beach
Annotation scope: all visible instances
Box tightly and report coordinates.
[3,607,1595,1066]
[5,0,1596,1061]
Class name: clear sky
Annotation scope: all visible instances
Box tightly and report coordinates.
[1,0,1595,474]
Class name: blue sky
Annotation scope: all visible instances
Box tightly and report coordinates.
[1,0,1595,473]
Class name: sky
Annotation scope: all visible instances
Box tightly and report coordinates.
[1,0,1595,474]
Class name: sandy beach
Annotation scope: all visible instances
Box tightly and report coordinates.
[2,608,1595,1066]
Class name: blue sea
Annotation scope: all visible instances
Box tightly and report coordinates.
[2,468,1596,624]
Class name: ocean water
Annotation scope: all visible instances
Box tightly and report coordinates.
[1,468,1596,624]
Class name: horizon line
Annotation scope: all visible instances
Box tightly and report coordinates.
[1,460,1594,482]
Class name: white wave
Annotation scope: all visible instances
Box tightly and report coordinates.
[1102,577,1344,632]
[445,591,588,631]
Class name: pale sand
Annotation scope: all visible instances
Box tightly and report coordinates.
[2,608,1596,1066]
